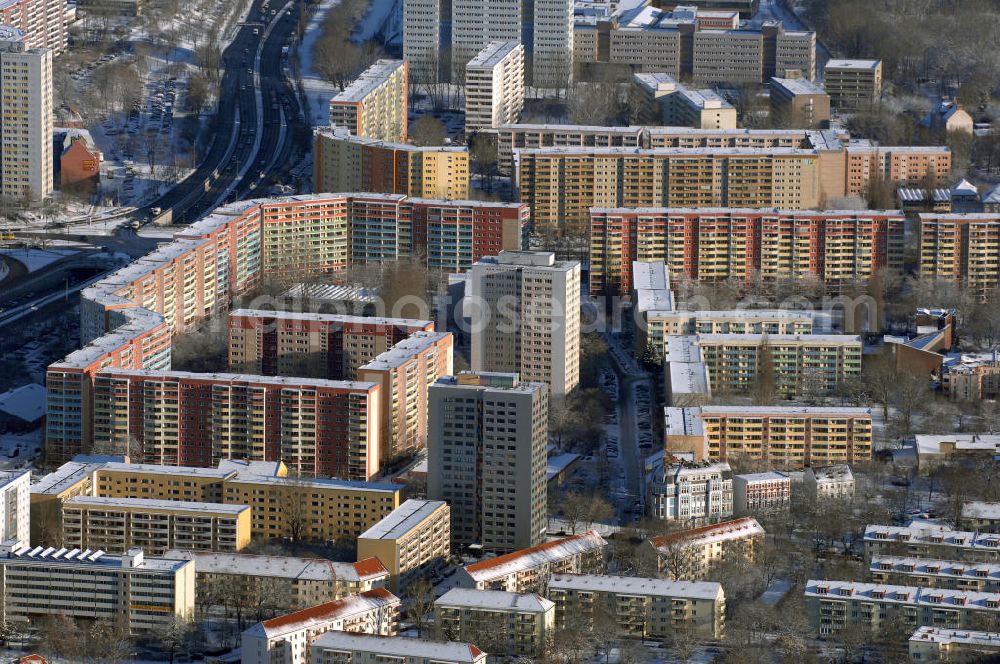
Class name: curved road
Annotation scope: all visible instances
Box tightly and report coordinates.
[134,0,307,225]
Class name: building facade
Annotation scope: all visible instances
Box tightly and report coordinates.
[62,496,251,554]
[311,633,488,663]
[962,502,1000,534]
[871,556,1000,593]
[823,59,882,110]
[547,573,725,639]
[803,464,855,501]
[909,626,1000,663]
[329,60,408,143]
[456,530,608,592]
[428,372,549,551]
[732,472,790,515]
[357,499,451,592]
[464,41,524,132]
[0,544,194,632]
[769,76,830,128]
[435,588,554,658]
[645,461,734,523]
[642,517,764,580]
[919,213,1000,291]
[0,26,52,203]
[590,208,905,295]
[0,471,28,547]
[0,0,64,53]
[664,406,874,467]
[468,251,581,396]
[864,524,1000,563]
[241,589,401,664]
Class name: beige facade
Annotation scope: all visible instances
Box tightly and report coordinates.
[642,517,764,580]
[464,41,524,132]
[803,464,855,500]
[311,633,488,663]
[909,626,1000,663]
[770,77,830,128]
[435,588,555,658]
[0,544,194,633]
[919,213,1000,292]
[329,60,408,142]
[962,502,1000,534]
[357,499,450,592]
[664,406,874,467]
[62,496,252,555]
[823,59,882,110]
[864,524,1000,563]
[871,556,1000,593]
[161,550,391,609]
[0,27,52,203]
[548,573,725,639]
[468,252,581,396]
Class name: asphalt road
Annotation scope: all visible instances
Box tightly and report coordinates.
[133,0,306,225]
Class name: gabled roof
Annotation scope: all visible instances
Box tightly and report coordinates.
[242,588,399,639]
[649,517,764,549]
[462,530,607,581]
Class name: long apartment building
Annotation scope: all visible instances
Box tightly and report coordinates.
[329,59,408,142]
[0,26,52,203]
[62,496,251,555]
[865,525,1000,563]
[242,589,400,664]
[0,0,64,53]
[574,7,814,83]
[313,128,469,200]
[641,517,764,579]
[45,194,520,463]
[227,309,435,380]
[435,589,554,658]
[919,213,1000,291]
[161,550,390,609]
[665,334,863,397]
[468,251,581,396]
[357,332,454,463]
[805,580,1000,637]
[870,556,1000,593]
[90,369,383,481]
[0,544,194,633]
[33,459,403,545]
[663,406,874,466]
[456,530,608,592]
[311,633,488,663]
[357,499,450,592]
[548,573,725,639]
[428,372,549,551]
[464,41,524,132]
[517,143,948,231]
[640,309,825,357]
[591,208,905,295]
[909,626,1000,663]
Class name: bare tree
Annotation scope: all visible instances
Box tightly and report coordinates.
[405,575,435,637]
[409,116,448,146]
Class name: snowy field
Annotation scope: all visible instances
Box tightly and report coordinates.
[297,0,343,126]
[0,248,78,273]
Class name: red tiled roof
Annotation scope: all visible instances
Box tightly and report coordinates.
[649,517,762,548]
[464,530,606,575]
[259,588,398,633]
[354,556,390,578]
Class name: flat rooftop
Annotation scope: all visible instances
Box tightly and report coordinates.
[549,573,722,600]
[771,76,827,96]
[825,59,881,70]
[311,633,484,661]
[330,59,405,104]
[436,588,554,612]
[162,550,388,581]
[359,499,447,540]
[31,462,107,496]
[230,308,432,328]
[467,40,521,69]
[64,496,249,514]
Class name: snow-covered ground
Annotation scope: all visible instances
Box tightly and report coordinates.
[0,431,42,471]
[355,0,400,43]
[296,0,343,126]
[0,248,78,273]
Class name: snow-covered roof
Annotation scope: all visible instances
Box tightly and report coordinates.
[310,633,485,661]
[546,453,580,482]
[330,60,405,104]
[771,77,826,96]
[664,407,704,437]
[864,524,1000,550]
[359,499,447,540]
[668,362,710,396]
[549,573,722,600]
[632,260,669,292]
[31,461,105,495]
[99,462,233,479]
[872,555,1000,582]
[436,588,554,612]
[0,383,46,423]
[462,530,608,582]
[216,459,285,478]
[230,308,432,329]
[161,550,388,582]
[807,464,854,482]
[283,283,379,304]
[65,496,248,515]
[734,471,789,483]
[951,179,979,197]
[806,580,1000,612]
[242,588,399,639]
[825,59,881,70]
[700,405,871,417]
[910,626,1000,648]
[983,183,1000,205]
[649,517,764,550]
[914,434,1000,456]
[467,40,522,69]
[962,501,1000,522]
[357,332,451,371]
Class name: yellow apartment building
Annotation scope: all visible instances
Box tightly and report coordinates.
[435,588,555,658]
[329,59,408,142]
[356,499,451,592]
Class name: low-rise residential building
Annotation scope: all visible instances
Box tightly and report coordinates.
[30,460,107,545]
[0,544,194,632]
[910,434,1000,469]
[435,588,555,658]
[547,573,725,639]
[464,41,525,132]
[864,524,1000,562]
[641,517,764,580]
[662,406,874,467]
[942,360,1000,402]
[769,76,830,128]
[733,472,790,515]
[921,98,975,134]
[870,556,1000,593]
[356,499,450,593]
[456,530,608,592]
[310,633,488,663]
[963,502,1000,534]
[329,59,408,142]
[646,460,734,523]
[241,589,401,664]
[804,580,1000,636]
[908,626,1000,662]
[823,59,882,110]
[803,464,855,501]
[161,551,390,609]
[62,496,251,555]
